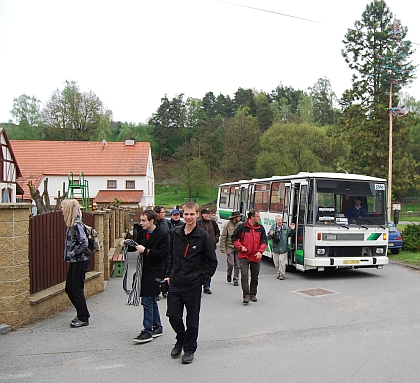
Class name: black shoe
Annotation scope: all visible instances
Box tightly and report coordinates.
[152,326,163,338]
[243,295,250,304]
[233,281,239,286]
[227,275,232,283]
[182,352,194,364]
[133,330,153,343]
[171,343,183,358]
[250,295,258,302]
[71,317,78,324]
[203,289,212,294]
[162,292,168,298]
[70,319,89,328]
[156,295,161,301]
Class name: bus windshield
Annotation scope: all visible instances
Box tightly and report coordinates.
[313,178,386,226]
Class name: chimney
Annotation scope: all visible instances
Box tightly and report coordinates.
[124,138,135,146]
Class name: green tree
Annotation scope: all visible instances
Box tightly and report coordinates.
[270,83,303,121]
[297,92,314,124]
[180,156,208,199]
[222,108,259,180]
[309,78,338,126]
[254,92,273,133]
[11,94,43,126]
[256,122,339,177]
[43,80,109,140]
[340,0,417,198]
[150,94,186,160]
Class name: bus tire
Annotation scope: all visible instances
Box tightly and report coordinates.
[286,264,296,272]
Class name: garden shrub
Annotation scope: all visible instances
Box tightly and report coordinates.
[402,224,420,252]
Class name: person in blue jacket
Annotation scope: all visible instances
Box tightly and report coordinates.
[345,197,369,222]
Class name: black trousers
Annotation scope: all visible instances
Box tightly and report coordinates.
[65,260,90,321]
[166,282,202,353]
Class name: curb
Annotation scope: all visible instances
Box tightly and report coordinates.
[389,259,420,271]
[0,324,11,335]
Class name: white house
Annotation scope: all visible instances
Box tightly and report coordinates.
[0,127,23,203]
[10,139,155,209]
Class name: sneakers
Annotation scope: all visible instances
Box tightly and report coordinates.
[156,294,161,301]
[227,275,232,283]
[233,281,239,286]
[243,295,250,304]
[70,319,89,328]
[250,295,258,302]
[152,326,163,338]
[171,343,183,358]
[203,289,212,294]
[162,292,168,298]
[133,330,153,343]
[182,352,195,364]
[279,275,285,280]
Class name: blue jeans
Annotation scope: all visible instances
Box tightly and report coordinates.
[141,296,162,335]
[203,278,211,290]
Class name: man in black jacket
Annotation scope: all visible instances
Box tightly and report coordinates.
[127,210,170,344]
[165,202,218,364]
[197,208,220,294]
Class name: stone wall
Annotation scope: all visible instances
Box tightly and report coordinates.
[0,205,131,331]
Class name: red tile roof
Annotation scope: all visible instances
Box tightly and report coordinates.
[95,190,143,204]
[10,140,150,198]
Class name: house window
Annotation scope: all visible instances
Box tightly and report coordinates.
[126,180,135,189]
[107,180,117,189]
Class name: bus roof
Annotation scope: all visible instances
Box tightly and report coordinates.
[219,172,387,186]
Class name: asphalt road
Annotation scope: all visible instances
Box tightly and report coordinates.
[2,249,420,383]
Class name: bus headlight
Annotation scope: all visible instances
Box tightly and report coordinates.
[316,248,326,255]
[376,247,384,254]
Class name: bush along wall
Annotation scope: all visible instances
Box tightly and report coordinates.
[402,224,420,252]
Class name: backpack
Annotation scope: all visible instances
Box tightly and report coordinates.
[71,220,100,256]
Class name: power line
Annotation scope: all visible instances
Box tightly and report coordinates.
[216,0,323,24]
[217,1,419,46]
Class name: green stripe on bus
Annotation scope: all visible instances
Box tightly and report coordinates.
[219,210,231,220]
[367,233,381,240]
[296,249,304,265]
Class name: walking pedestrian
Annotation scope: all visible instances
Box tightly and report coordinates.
[61,199,90,328]
[124,209,169,344]
[220,211,242,286]
[197,208,220,294]
[231,209,267,305]
[267,215,295,280]
[165,202,218,364]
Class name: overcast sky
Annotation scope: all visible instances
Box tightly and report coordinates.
[0,0,419,125]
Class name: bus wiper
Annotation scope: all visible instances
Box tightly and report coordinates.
[360,225,369,229]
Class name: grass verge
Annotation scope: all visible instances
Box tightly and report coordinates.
[388,250,420,267]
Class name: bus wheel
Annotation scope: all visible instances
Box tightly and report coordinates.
[286,264,296,273]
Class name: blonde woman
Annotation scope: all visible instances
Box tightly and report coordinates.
[61,199,90,328]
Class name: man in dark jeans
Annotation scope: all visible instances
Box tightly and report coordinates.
[232,209,267,305]
[197,208,220,294]
[165,202,217,364]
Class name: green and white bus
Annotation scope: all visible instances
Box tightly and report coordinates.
[216,172,389,272]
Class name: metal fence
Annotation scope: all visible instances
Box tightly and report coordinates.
[29,211,95,295]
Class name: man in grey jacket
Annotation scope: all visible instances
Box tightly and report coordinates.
[220,211,242,286]
[267,215,295,280]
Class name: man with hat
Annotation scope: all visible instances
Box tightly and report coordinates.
[220,211,242,286]
[169,209,184,231]
[197,208,220,294]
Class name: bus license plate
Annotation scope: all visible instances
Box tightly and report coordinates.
[343,260,360,265]
[389,243,394,246]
